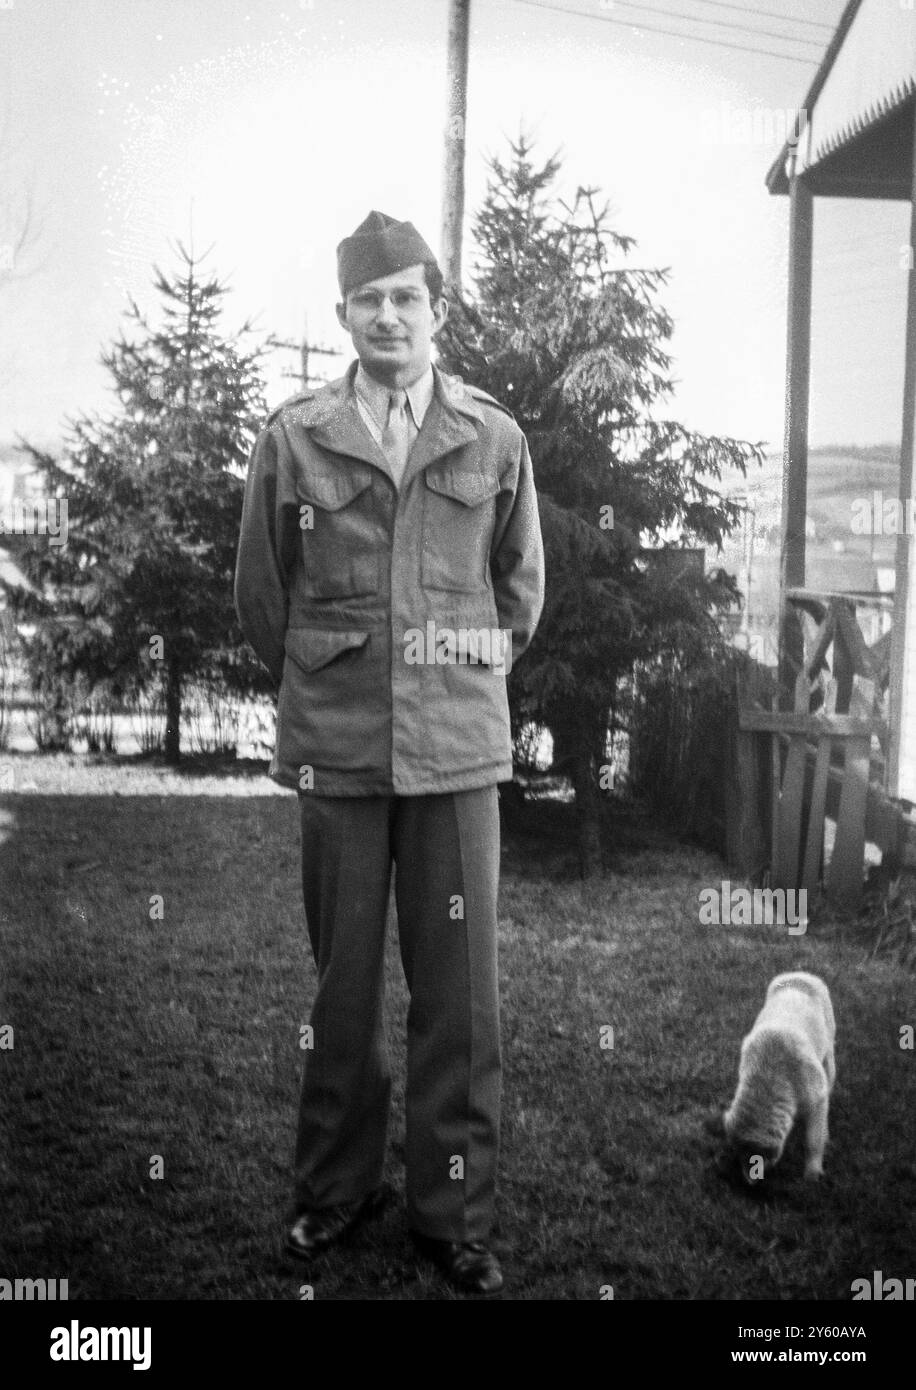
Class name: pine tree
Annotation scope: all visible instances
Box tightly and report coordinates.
[438,139,762,874]
[15,245,269,762]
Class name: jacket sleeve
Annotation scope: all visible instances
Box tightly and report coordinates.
[234,424,296,687]
[490,429,545,665]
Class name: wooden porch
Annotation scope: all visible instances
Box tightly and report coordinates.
[752,1,916,908]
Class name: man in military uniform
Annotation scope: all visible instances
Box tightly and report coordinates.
[235,211,544,1295]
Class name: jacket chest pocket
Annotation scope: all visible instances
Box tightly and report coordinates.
[421,464,500,594]
[296,466,380,599]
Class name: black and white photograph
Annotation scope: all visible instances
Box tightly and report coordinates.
[1,0,915,1351]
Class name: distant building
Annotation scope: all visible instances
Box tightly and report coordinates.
[0,444,43,601]
[0,444,43,511]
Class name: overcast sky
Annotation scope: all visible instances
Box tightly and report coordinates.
[1,0,905,454]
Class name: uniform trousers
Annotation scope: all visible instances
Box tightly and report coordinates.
[293,786,501,1242]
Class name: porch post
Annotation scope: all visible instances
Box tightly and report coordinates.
[779,163,813,699]
[887,99,916,799]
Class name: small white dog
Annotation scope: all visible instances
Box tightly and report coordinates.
[723,971,836,1184]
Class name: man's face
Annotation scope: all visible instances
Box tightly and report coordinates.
[336,263,448,385]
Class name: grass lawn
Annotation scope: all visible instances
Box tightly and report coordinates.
[0,752,914,1301]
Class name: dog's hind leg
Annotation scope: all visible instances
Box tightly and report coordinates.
[803,1093,829,1180]
[824,1047,836,1092]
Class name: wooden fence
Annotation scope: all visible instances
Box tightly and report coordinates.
[736,590,916,909]
[632,601,916,909]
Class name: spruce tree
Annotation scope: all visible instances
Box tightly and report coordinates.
[15,245,269,762]
[438,139,762,873]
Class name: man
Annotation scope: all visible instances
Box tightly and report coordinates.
[234,211,544,1295]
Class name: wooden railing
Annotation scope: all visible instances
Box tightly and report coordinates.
[735,589,911,910]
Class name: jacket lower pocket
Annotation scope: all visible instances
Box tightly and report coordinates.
[278,626,389,783]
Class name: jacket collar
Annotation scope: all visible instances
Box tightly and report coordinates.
[283,361,483,483]
[354,363,435,432]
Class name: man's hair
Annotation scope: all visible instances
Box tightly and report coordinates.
[423,261,445,302]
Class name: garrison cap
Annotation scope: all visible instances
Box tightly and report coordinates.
[337,210,438,297]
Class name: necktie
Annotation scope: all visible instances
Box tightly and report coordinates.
[382,389,417,486]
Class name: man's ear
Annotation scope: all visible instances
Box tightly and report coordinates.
[335,300,350,332]
[432,297,449,334]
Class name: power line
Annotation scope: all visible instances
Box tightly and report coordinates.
[647,0,834,33]
[610,0,825,48]
[510,0,825,64]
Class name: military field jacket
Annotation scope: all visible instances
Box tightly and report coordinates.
[234,361,545,794]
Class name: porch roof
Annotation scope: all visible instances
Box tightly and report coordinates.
[767,0,916,200]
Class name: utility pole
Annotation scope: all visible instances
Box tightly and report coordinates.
[441,0,470,292]
[273,315,339,389]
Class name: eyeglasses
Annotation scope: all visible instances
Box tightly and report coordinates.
[348,288,429,312]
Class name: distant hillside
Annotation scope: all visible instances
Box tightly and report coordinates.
[712,445,901,660]
[718,443,899,555]
[797,446,899,546]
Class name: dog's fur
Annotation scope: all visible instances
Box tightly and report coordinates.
[723,972,836,1185]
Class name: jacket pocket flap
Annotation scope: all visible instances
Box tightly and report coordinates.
[425,467,500,507]
[296,467,373,511]
[285,627,369,673]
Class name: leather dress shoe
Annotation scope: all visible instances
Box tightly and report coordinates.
[286,1188,387,1261]
[410,1230,504,1295]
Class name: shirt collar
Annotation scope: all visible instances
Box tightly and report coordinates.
[354,362,435,430]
